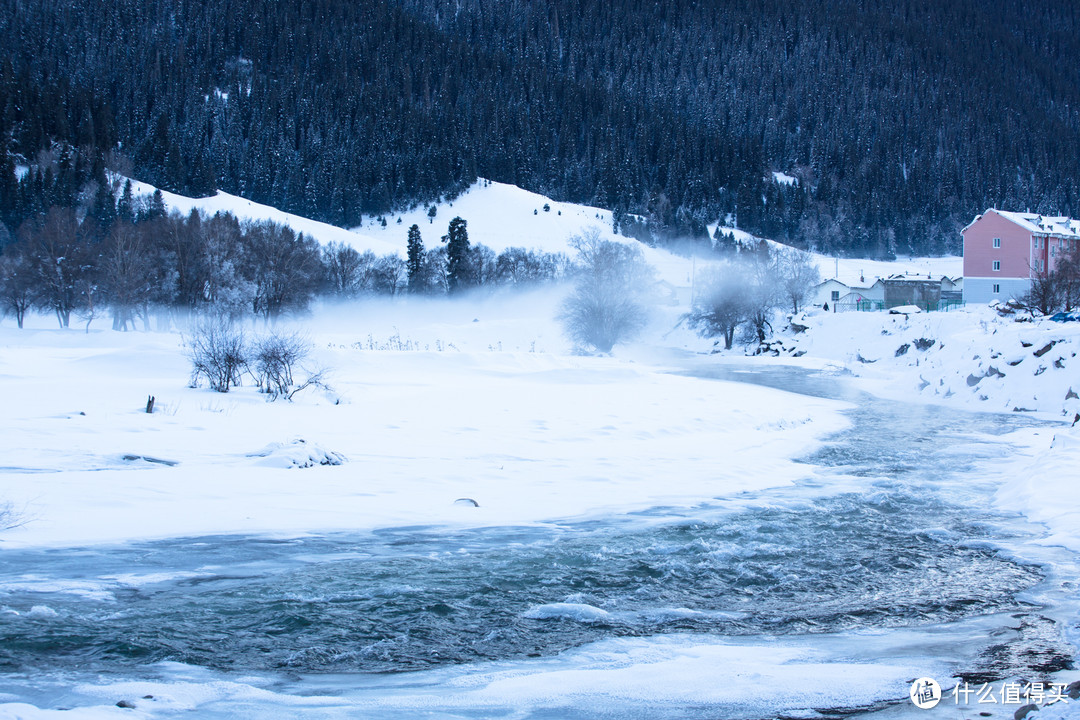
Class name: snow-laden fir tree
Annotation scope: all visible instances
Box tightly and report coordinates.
[406,224,424,293]
[442,216,469,293]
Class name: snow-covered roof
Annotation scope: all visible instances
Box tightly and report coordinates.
[984,209,1080,239]
[813,278,851,289]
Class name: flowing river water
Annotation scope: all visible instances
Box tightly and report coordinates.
[0,363,1076,718]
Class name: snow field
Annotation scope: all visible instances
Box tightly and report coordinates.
[0,289,846,550]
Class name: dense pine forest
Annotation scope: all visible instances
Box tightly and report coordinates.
[2,0,1079,257]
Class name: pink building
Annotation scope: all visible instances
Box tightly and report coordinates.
[962,209,1080,304]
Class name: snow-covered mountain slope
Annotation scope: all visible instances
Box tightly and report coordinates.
[126,178,404,257]
[127,177,697,287]
[128,177,616,257]
[356,179,616,255]
[130,176,962,296]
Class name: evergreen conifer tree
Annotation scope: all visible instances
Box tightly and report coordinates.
[406,224,424,293]
[145,190,167,221]
[116,180,135,222]
[88,180,116,231]
[442,216,469,293]
[0,153,16,229]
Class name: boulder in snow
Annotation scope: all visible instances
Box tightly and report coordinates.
[247,439,346,468]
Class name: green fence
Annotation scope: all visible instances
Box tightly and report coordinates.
[842,298,964,313]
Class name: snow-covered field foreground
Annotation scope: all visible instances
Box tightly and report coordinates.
[0,290,844,549]
[2,289,1080,720]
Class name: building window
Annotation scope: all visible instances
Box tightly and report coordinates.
[993,260,1001,271]
[993,237,1001,248]
[830,290,840,302]
[993,284,1000,293]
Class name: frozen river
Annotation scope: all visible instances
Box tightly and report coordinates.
[0,363,1076,718]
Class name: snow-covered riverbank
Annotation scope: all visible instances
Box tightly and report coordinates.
[774,304,1080,420]
[728,304,1080,565]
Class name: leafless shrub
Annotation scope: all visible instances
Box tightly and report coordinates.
[0,501,27,532]
[253,331,310,399]
[185,319,248,392]
[284,366,333,401]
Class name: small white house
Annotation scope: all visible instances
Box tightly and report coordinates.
[810,278,851,308]
[835,280,886,311]
[810,278,884,308]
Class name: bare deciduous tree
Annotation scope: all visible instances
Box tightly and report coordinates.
[200,212,253,318]
[371,255,407,296]
[494,247,568,285]
[242,221,321,322]
[253,331,310,399]
[743,241,781,344]
[687,264,754,350]
[559,229,655,353]
[186,320,248,392]
[101,221,157,331]
[420,246,449,294]
[775,246,821,313]
[22,207,95,328]
[0,244,34,328]
[322,242,368,297]
[1024,266,1059,316]
[689,241,806,349]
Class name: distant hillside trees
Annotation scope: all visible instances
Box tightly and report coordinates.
[0,187,573,328]
[4,0,1080,258]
